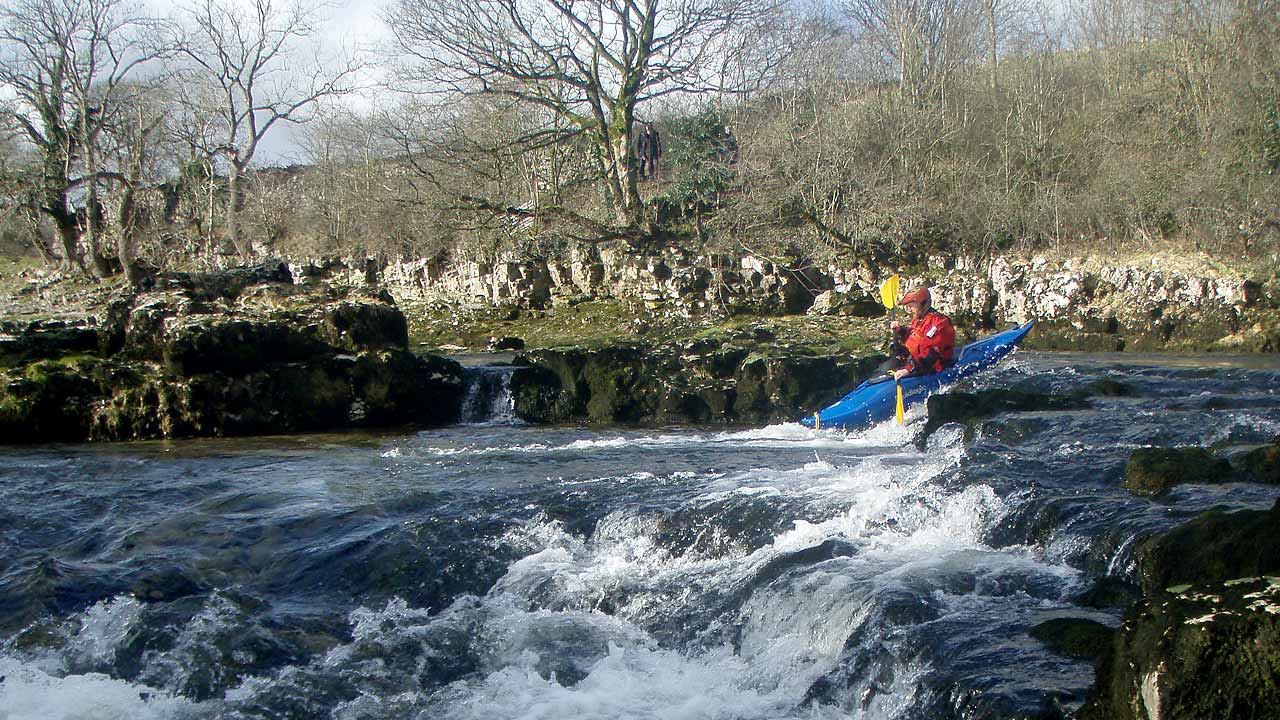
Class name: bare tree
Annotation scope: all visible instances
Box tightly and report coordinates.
[0,0,171,274]
[387,0,784,235]
[843,0,983,102]
[177,0,359,258]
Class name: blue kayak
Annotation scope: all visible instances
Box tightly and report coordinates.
[800,322,1035,430]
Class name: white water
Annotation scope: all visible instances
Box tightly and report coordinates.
[10,352,1280,720]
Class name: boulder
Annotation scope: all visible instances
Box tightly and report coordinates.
[489,336,526,351]
[1236,437,1280,485]
[0,269,464,443]
[1133,501,1280,595]
[1029,617,1115,660]
[1079,576,1280,720]
[1123,447,1232,497]
[1078,501,1280,720]
[807,290,885,318]
[512,345,880,426]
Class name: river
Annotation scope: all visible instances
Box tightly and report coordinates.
[2,352,1278,719]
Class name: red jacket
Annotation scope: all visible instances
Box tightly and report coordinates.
[895,309,956,374]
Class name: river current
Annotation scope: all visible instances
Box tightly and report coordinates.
[2,352,1279,720]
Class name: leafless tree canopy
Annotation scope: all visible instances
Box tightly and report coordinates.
[387,0,783,231]
[0,0,173,275]
[176,0,360,257]
[0,0,1277,276]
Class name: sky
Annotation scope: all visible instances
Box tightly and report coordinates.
[254,0,394,165]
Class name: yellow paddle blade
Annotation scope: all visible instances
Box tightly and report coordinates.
[895,382,905,424]
[880,274,901,309]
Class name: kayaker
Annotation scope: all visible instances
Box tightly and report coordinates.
[888,287,956,381]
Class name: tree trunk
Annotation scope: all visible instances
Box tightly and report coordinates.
[117,183,147,288]
[226,163,250,258]
[85,188,115,278]
[46,193,85,274]
[987,1,998,91]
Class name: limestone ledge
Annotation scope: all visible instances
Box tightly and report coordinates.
[304,248,1278,353]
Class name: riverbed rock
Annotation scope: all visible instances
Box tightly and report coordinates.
[1236,437,1280,485]
[1029,617,1114,660]
[1133,500,1280,595]
[1122,447,1233,496]
[919,389,1089,443]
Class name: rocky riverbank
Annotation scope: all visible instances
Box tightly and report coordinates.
[0,265,463,443]
[308,246,1280,354]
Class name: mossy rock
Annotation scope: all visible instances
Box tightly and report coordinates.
[1079,575,1280,720]
[161,316,327,376]
[1029,617,1115,660]
[1133,500,1280,595]
[920,389,1089,443]
[0,358,99,442]
[1237,438,1280,485]
[1123,447,1232,496]
[311,298,409,352]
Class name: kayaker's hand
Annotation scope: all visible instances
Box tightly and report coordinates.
[890,320,902,333]
[892,368,910,381]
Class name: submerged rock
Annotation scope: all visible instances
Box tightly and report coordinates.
[918,389,1088,443]
[1123,447,1232,496]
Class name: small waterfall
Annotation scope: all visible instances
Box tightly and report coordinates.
[459,365,521,425]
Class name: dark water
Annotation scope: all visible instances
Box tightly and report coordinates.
[2,352,1279,720]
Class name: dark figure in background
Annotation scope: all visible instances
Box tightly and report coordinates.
[636,124,662,180]
[883,287,956,381]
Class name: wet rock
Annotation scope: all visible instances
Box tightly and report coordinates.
[512,345,880,426]
[1077,502,1280,720]
[1079,575,1280,720]
[0,270,463,443]
[1236,437,1280,485]
[919,389,1088,442]
[1084,378,1137,397]
[1072,576,1144,610]
[488,336,525,351]
[1029,617,1115,660]
[977,416,1052,444]
[129,565,210,602]
[1133,500,1280,595]
[1122,447,1232,497]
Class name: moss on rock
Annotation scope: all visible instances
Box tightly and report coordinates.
[1079,575,1280,720]
[1123,447,1233,497]
[1237,438,1280,485]
[0,269,463,443]
[1029,617,1115,660]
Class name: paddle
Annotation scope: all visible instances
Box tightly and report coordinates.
[879,274,906,425]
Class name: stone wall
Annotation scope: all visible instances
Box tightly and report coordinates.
[304,245,1278,352]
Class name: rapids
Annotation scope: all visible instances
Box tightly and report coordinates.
[2,352,1279,720]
